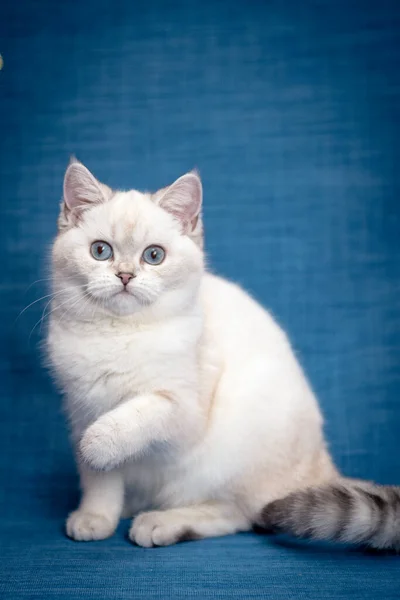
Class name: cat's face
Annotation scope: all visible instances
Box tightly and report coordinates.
[52,161,204,318]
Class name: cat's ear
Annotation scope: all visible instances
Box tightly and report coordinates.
[63,159,110,211]
[58,159,111,230]
[156,171,203,236]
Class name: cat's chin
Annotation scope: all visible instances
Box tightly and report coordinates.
[104,291,149,317]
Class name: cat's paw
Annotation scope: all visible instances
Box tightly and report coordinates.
[66,510,116,541]
[80,416,122,471]
[129,511,199,548]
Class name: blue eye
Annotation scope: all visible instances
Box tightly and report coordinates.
[142,245,165,265]
[90,241,113,261]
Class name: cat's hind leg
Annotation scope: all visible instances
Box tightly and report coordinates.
[129,503,250,547]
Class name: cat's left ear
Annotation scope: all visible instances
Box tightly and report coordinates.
[156,171,203,237]
[58,158,112,230]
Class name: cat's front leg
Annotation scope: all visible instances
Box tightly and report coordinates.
[66,464,124,541]
[79,392,177,471]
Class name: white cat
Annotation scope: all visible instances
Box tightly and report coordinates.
[46,160,399,550]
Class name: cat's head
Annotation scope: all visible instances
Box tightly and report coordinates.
[52,160,204,319]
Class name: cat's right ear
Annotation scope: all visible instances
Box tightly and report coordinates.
[58,159,111,230]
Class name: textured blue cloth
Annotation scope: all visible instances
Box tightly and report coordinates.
[1,0,399,598]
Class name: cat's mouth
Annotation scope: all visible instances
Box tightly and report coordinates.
[89,286,137,303]
[112,288,134,298]
[88,284,152,309]
[113,287,145,304]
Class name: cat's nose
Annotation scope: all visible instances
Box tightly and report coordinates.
[116,272,134,286]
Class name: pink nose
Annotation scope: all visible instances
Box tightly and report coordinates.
[116,272,134,286]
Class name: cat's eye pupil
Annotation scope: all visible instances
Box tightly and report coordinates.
[151,250,157,259]
[97,245,103,254]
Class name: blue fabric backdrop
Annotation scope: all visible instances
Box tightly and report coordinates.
[1,1,399,598]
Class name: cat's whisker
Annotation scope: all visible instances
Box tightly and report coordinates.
[42,284,91,324]
[26,284,92,339]
[29,291,87,341]
[72,293,95,324]
[24,276,86,295]
[56,291,93,328]
[18,284,92,323]
[16,288,75,323]
[24,277,54,294]
[39,296,61,335]
[29,296,90,339]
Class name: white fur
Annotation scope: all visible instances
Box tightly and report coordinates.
[47,162,337,546]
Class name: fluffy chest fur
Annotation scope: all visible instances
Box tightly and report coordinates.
[48,311,203,436]
[48,297,226,509]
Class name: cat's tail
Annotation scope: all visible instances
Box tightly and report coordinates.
[257,479,400,550]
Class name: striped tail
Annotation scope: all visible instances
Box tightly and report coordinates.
[258,480,400,550]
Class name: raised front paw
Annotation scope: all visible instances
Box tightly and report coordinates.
[66,510,116,541]
[80,415,121,471]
